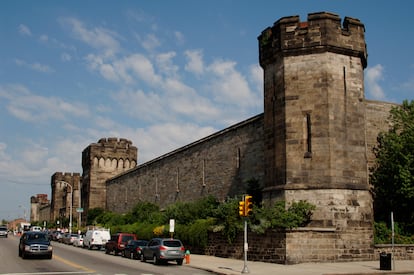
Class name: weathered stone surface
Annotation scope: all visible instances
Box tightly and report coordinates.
[50,172,81,224]
[106,115,264,211]
[258,11,379,262]
[82,138,137,222]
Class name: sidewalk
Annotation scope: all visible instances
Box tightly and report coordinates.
[188,254,414,275]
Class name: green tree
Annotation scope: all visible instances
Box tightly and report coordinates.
[371,100,414,233]
[86,207,105,225]
[164,195,219,225]
[246,178,263,207]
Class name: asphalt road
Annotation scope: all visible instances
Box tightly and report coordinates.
[0,235,212,275]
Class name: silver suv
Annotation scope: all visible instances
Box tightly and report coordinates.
[0,226,8,238]
[141,238,185,265]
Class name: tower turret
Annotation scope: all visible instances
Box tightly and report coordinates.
[81,138,137,224]
[258,12,373,263]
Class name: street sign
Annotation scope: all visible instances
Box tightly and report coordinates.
[76,208,84,213]
[169,219,175,233]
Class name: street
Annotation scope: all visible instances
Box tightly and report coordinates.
[0,235,212,275]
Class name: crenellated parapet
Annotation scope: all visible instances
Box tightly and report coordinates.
[258,11,367,68]
[51,172,81,189]
[82,137,137,170]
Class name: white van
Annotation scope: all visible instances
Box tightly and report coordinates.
[83,228,110,250]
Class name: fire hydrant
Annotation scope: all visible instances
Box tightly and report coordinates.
[185,249,191,264]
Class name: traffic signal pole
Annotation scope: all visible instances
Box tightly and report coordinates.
[242,217,249,273]
[238,194,252,273]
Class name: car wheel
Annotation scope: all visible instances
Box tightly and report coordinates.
[18,248,22,257]
[140,253,146,262]
[22,251,27,259]
[153,255,159,265]
[177,259,183,265]
[105,248,110,254]
[48,254,53,259]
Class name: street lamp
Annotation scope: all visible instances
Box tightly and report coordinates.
[57,181,73,234]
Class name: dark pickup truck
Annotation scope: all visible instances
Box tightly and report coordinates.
[105,232,137,255]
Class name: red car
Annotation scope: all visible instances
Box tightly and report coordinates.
[105,232,137,255]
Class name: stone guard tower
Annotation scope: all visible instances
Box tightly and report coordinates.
[81,138,137,224]
[258,12,373,262]
[50,172,81,225]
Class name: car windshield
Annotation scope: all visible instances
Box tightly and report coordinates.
[122,236,134,242]
[163,240,181,247]
[28,233,48,241]
[137,241,148,246]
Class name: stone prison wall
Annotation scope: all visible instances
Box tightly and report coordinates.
[106,114,264,212]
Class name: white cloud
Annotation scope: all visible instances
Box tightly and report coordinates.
[118,54,161,84]
[60,17,121,57]
[141,33,161,51]
[115,89,165,122]
[161,77,220,120]
[184,49,204,75]
[0,84,89,123]
[207,59,257,107]
[156,51,178,77]
[365,64,386,100]
[174,31,185,45]
[18,24,32,36]
[15,59,54,73]
[61,52,72,62]
[39,34,48,42]
[122,122,216,163]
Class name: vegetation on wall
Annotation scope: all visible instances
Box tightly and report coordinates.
[86,192,316,249]
[374,221,414,244]
[371,100,414,236]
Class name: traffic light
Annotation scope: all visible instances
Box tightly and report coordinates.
[238,200,245,216]
[245,195,253,216]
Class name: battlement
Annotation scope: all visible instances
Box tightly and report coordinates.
[53,172,81,179]
[96,137,133,148]
[51,172,81,190]
[258,11,367,68]
[82,137,138,169]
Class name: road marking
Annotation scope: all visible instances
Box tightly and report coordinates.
[53,254,96,273]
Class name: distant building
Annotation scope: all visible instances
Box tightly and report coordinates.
[49,172,81,227]
[30,194,50,223]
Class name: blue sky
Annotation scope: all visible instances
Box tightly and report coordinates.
[1,1,413,222]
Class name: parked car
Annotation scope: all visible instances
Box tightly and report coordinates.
[140,238,185,265]
[83,228,110,250]
[50,230,62,241]
[105,232,137,255]
[122,239,148,259]
[72,234,84,247]
[18,231,53,259]
[0,225,8,238]
[62,233,78,245]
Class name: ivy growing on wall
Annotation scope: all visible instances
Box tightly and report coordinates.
[88,193,316,249]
